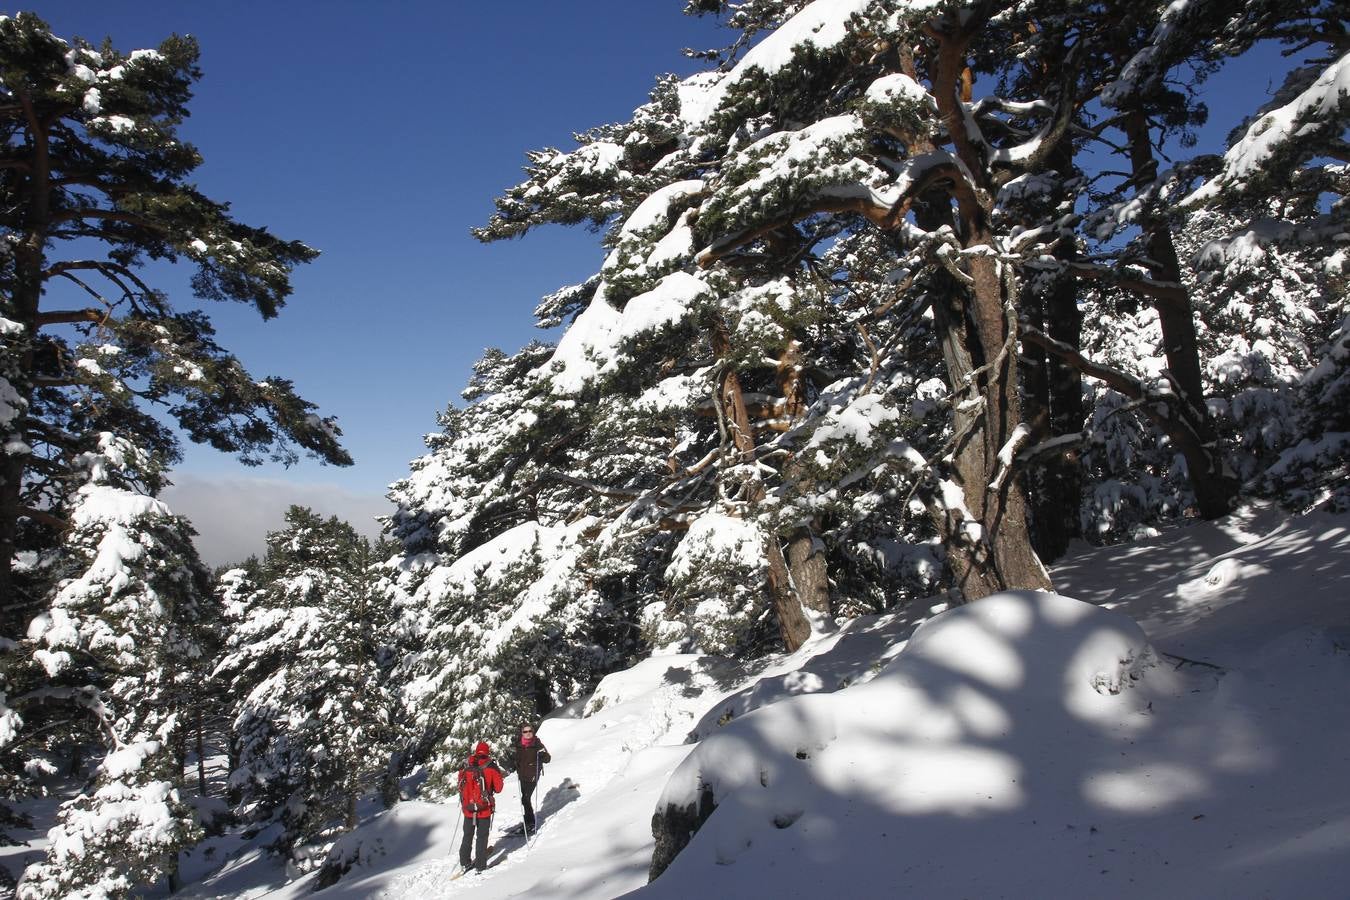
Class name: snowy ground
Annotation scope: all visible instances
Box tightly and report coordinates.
[9,503,1348,898]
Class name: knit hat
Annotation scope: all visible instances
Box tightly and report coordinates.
[474,741,491,757]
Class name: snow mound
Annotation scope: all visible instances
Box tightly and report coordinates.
[643,592,1166,891]
[310,801,460,895]
[687,605,929,742]
[583,655,743,718]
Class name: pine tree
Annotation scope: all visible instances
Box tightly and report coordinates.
[0,12,350,611]
[396,517,604,795]
[479,2,1082,602]
[215,507,391,866]
[1164,0,1350,508]
[15,433,208,898]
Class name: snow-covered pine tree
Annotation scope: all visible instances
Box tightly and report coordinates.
[470,73,838,652]
[212,562,261,804]
[388,1,1343,811]
[1181,214,1334,488]
[467,19,972,661]
[16,433,209,898]
[1048,0,1348,525]
[658,0,1083,598]
[0,12,350,610]
[395,516,605,796]
[1162,0,1350,509]
[215,507,391,868]
[1058,0,1242,521]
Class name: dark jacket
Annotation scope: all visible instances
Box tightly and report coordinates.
[513,734,551,783]
[460,750,504,819]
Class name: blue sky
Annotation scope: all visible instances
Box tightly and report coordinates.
[26,1,726,491]
[20,3,1291,562]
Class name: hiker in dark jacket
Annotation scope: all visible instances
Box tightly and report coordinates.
[512,723,551,832]
[459,741,504,872]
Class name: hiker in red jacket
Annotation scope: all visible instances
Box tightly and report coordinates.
[458,741,504,873]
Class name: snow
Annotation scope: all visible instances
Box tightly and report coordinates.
[613,272,707,343]
[417,520,567,599]
[619,180,704,237]
[90,114,137,134]
[116,504,1347,899]
[69,483,171,529]
[1099,0,1197,108]
[865,71,930,106]
[535,274,709,393]
[802,393,900,451]
[665,511,765,585]
[532,287,623,393]
[0,376,23,429]
[542,142,624,193]
[682,0,884,125]
[643,210,696,270]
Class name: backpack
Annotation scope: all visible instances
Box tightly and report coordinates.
[458,762,493,815]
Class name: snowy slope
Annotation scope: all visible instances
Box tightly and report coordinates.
[175,504,1349,899]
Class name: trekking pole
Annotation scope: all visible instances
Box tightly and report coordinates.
[449,809,461,865]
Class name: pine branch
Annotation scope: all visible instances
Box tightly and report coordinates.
[34,307,108,327]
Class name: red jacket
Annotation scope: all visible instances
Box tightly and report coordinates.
[459,749,504,819]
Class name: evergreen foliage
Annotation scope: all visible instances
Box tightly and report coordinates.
[214,507,392,868]
[0,11,349,615]
[13,433,209,897]
[383,0,1348,784]
[4,4,1346,888]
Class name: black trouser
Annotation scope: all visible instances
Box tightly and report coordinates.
[521,780,538,828]
[460,815,491,870]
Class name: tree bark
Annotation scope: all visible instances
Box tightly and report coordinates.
[345,792,358,830]
[1023,142,1085,562]
[907,28,1055,600]
[1035,262,1086,561]
[196,714,208,796]
[785,527,831,617]
[955,245,1055,598]
[778,352,832,621]
[1119,111,1237,518]
[710,317,813,651]
[1,92,50,612]
[765,537,813,651]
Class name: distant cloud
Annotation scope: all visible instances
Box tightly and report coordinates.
[162,474,394,569]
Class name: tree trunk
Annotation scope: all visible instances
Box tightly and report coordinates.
[765,537,813,651]
[381,749,404,809]
[710,316,813,651]
[917,31,1055,600]
[0,247,41,618]
[960,248,1055,597]
[781,452,831,621]
[196,714,208,796]
[785,527,831,617]
[1022,146,1085,562]
[1036,263,1085,561]
[912,197,1053,600]
[0,452,26,617]
[2,94,51,615]
[345,792,358,830]
[1120,111,1237,519]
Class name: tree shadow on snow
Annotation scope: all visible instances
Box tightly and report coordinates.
[632,588,1350,899]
